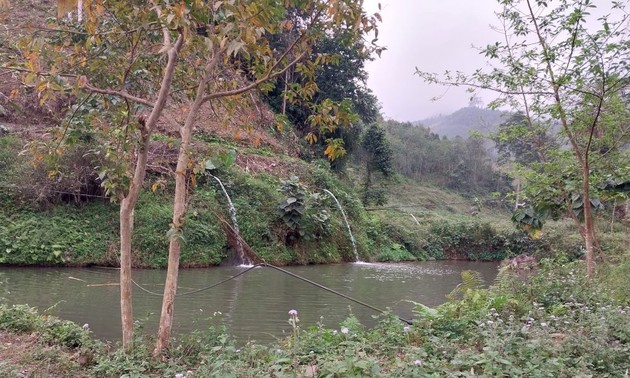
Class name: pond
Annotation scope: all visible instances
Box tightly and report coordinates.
[0,261,498,344]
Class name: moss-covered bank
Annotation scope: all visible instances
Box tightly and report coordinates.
[0,133,550,268]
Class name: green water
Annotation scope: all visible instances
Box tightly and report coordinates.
[0,261,498,343]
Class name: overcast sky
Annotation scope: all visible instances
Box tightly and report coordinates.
[363,0,503,122]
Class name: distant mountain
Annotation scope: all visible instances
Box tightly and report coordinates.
[415,107,509,139]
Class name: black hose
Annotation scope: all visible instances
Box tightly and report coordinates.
[130,262,413,324]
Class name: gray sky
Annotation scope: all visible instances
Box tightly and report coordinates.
[363,0,503,121]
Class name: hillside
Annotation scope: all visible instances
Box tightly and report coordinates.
[416,107,508,139]
[0,1,549,268]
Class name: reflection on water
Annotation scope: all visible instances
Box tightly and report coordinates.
[0,261,497,344]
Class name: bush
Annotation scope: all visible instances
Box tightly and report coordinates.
[0,203,118,265]
[377,243,416,262]
[424,221,546,261]
[0,304,41,333]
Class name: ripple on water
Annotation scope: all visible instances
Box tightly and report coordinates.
[355,262,457,282]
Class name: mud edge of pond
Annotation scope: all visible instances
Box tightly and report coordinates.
[0,256,506,269]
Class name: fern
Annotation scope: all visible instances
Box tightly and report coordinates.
[447,270,485,301]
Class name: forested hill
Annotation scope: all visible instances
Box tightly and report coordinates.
[416,107,508,139]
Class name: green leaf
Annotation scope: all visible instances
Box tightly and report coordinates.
[204,159,217,171]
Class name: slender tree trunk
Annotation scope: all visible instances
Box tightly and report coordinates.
[525,0,600,278]
[154,51,222,356]
[610,199,616,234]
[119,199,134,349]
[119,130,151,350]
[581,162,596,278]
[153,113,196,355]
[116,32,184,351]
[153,129,191,354]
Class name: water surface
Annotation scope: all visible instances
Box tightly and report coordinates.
[0,261,497,343]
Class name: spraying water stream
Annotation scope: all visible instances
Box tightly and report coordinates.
[211,175,251,266]
[322,189,360,262]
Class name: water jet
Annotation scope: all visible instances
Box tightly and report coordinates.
[322,189,360,262]
[211,175,252,266]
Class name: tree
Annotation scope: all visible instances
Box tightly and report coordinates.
[9,0,380,353]
[417,0,630,277]
[267,33,379,126]
[264,31,380,165]
[360,123,392,205]
[492,112,554,166]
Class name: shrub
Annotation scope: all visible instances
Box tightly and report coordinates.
[0,304,41,332]
[424,221,547,261]
[377,243,416,262]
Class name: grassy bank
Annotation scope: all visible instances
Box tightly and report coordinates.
[3,133,621,268]
[1,258,628,377]
[0,185,542,267]
[1,133,547,267]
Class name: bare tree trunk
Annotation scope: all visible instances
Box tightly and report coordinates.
[154,51,222,356]
[119,130,150,349]
[119,199,134,349]
[153,109,196,354]
[581,163,596,278]
[116,33,184,351]
[610,199,616,234]
[525,0,600,279]
[154,35,304,355]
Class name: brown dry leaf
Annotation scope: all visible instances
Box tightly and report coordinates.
[57,0,78,19]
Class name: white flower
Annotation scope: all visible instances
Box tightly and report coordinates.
[414,359,422,366]
[288,309,298,316]
[341,327,349,335]
[403,326,410,332]
[82,323,89,330]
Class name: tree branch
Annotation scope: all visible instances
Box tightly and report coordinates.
[83,81,155,107]
[142,32,185,134]
[563,2,584,77]
[3,65,155,107]
[202,51,307,103]
[415,74,554,97]
[152,1,171,46]
[201,9,317,104]
[525,0,584,167]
